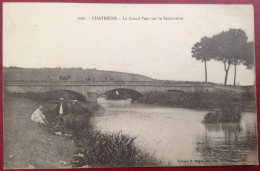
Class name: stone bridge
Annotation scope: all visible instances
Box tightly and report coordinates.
[3,80,244,102]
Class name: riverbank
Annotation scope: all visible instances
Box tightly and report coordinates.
[4,94,160,168]
[3,96,77,169]
[137,91,256,112]
[42,97,160,167]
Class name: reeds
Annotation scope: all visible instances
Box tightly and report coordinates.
[74,131,138,167]
[73,130,160,167]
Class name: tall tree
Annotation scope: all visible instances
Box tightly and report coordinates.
[213,29,248,85]
[241,42,255,69]
[192,36,216,82]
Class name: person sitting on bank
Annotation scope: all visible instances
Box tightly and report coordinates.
[31,106,49,125]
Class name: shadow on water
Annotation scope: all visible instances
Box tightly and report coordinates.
[195,122,258,165]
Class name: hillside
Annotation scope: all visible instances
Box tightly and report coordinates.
[3,67,155,82]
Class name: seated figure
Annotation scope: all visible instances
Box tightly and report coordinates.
[31,106,48,125]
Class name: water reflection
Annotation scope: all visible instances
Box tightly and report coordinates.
[196,122,258,165]
[204,123,242,143]
[95,98,258,166]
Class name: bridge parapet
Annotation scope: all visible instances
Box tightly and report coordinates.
[3,80,216,87]
[3,80,246,103]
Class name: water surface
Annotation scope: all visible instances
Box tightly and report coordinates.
[94,98,258,166]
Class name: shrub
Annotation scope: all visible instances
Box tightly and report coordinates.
[138,90,252,112]
[138,91,215,109]
[74,131,136,167]
[74,131,160,167]
[202,109,241,124]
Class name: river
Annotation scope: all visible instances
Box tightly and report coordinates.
[94,98,258,166]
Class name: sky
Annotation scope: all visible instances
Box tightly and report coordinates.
[3,3,255,85]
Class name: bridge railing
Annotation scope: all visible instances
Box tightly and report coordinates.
[3,80,216,87]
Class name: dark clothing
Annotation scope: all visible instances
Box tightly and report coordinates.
[52,103,69,116]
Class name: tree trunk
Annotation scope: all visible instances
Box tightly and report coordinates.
[224,62,231,85]
[204,60,207,82]
[233,64,237,86]
[224,71,228,85]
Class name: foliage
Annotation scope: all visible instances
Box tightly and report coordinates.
[138,91,214,109]
[75,131,136,167]
[241,42,255,69]
[192,28,254,85]
[202,108,241,123]
[138,90,246,124]
[191,36,218,82]
[192,36,217,62]
[213,29,248,65]
[138,90,254,111]
[73,130,160,168]
[38,90,160,168]
[202,93,243,123]
[213,29,248,85]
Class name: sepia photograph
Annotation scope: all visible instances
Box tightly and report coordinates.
[2,3,258,169]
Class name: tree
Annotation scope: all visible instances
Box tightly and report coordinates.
[213,29,248,85]
[192,36,217,82]
[241,42,255,69]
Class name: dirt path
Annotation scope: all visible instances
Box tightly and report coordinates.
[3,96,77,169]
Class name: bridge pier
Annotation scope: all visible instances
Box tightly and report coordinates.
[86,92,98,103]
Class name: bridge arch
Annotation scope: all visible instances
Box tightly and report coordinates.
[103,88,143,101]
[42,89,87,102]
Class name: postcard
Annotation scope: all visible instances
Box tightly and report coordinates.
[2,3,258,169]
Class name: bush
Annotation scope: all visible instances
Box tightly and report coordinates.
[202,111,222,123]
[138,91,215,109]
[39,91,159,168]
[202,94,242,123]
[74,131,136,167]
[74,131,160,167]
[202,109,241,124]
[138,90,253,112]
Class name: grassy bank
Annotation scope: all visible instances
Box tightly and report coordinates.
[3,96,77,169]
[7,91,160,168]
